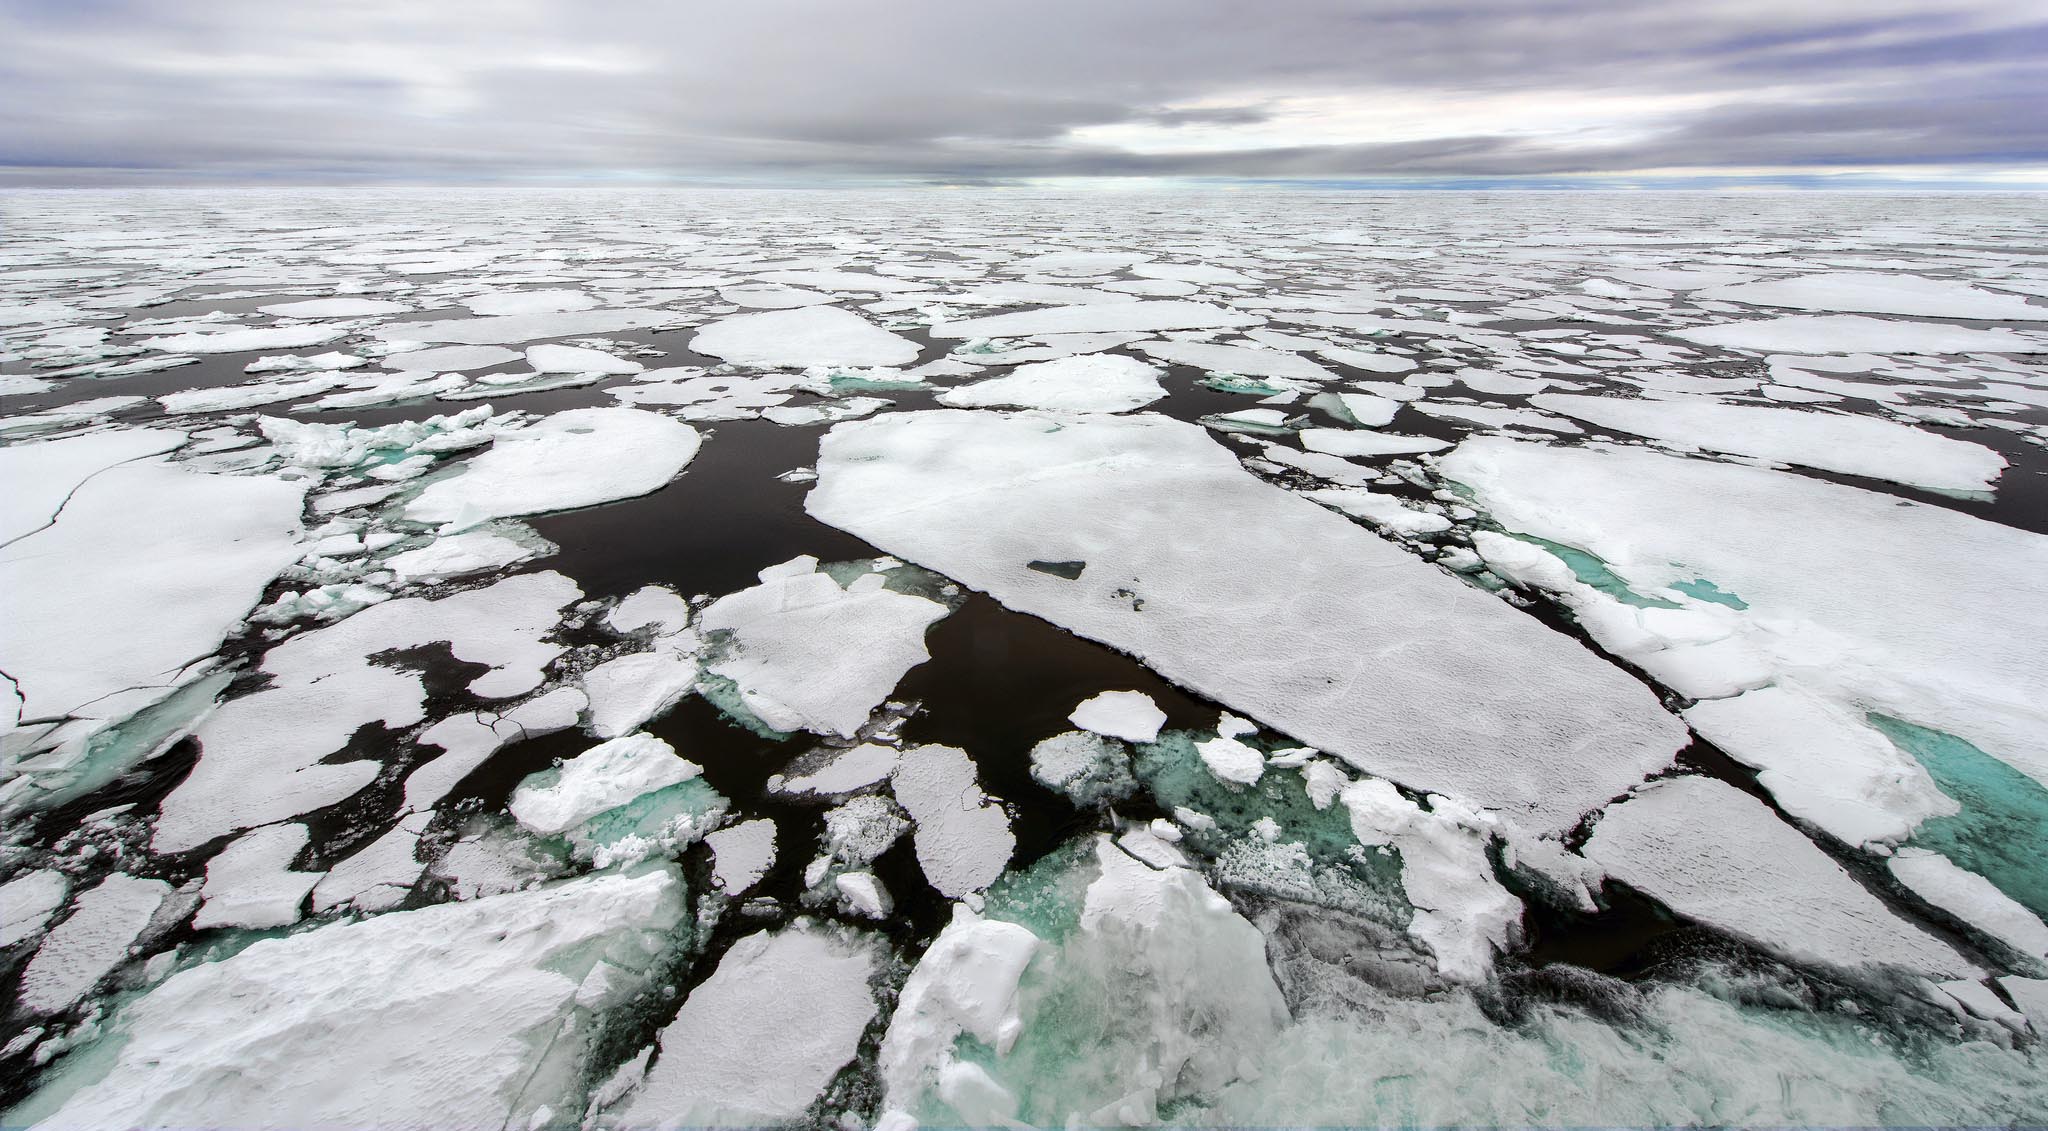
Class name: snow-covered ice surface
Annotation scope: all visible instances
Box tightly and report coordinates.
[3,190,2046,1127]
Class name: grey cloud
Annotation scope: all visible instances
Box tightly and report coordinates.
[0,0,2041,183]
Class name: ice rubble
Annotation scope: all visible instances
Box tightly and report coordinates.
[878,834,1288,1126]
[1530,392,2006,495]
[373,308,672,345]
[604,922,881,1129]
[1340,778,1520,982]
[19,868,686,1131]
[935,354,1165,413]
[1067,689,1167,744]
[0,446,306,738]
[691,306,919,368]
[153,571,580,853]
[1673,314,2045,355]
[16,874,172,1014]
[1696,273,2048,320]
[404,407,700,529]
[808,410,1685,834]
[697,556,950,738]
[1439,437,2048,800]
[1583,776,1971,978]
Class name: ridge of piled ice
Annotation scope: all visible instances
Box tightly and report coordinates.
[1341,778,1521,982]
[604,921,880,1129]
[1583,776,1972,978]
[808,410,1685,833]
[877,909,1040,1115]
[20,868,687,1131]
[698,557,949,739]
[404,407,699,530]
[1530,392,2005,495]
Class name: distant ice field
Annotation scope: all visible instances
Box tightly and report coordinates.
[1,189,2046,1129]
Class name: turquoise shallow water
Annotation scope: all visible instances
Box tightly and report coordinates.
[1873,713,2048,920]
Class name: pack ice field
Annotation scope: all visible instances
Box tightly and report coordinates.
[2,189,2047,1129]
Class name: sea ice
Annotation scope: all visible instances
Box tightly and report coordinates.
[16,874,172,1014]
[707,818,777,894]
[931,300,1261,339]
[808,411,1684,833]
[1068,690,1167,743]
[1697,273,2048,320]
[691,306,919,368]
[697,557,950,738]
[525,343,642,375]
[509,732,701,838]
[403,407,700,529]
[892,744,1015,897]
[1530,392,2005,495]
[605,922,881,1129]
[0,870,68,950]
[21,869,686,1131]
[1673,315,2045,355]
[936,354,1164,413]
[192,822,320,930]
[1583,776,1971,978]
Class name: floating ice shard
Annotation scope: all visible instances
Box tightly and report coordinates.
[808,410,1684,833]
[1583,776,1972,978]
[604,922,881,1130]
[580,643,699,739]
[404,407,700,529]
[698,557,950,739]
[692,305,919,368]
[19,868,687,1131]
[256,298,411,318]
[137,324,349,354]
[1067,689,1167,744]
[936,354,1165,413]
[16,874,172,1014]
[1,450,305,736]
[892,743,1014,898]
[524,343,641,375]
[192,822,320,930]
[706,818,777,894]
[1530,392,2005,495]
[1133,340,1336,382]
[1888,847,2048,962]
[154,571,581,853]
[381,344,522,371]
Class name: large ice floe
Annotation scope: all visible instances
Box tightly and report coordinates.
[808,409,1685,834]
[4,189,2047,1129]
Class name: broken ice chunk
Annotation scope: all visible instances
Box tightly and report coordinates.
[1068,689,1168,743]
[193,823,320,930]
[698,557,950,739]
[604,922,882,1129]
[892,744,1014,898]
[707,818,778,895]
[17,874,173,1014]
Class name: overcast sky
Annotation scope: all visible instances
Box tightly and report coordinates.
[3,0,2044,186]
